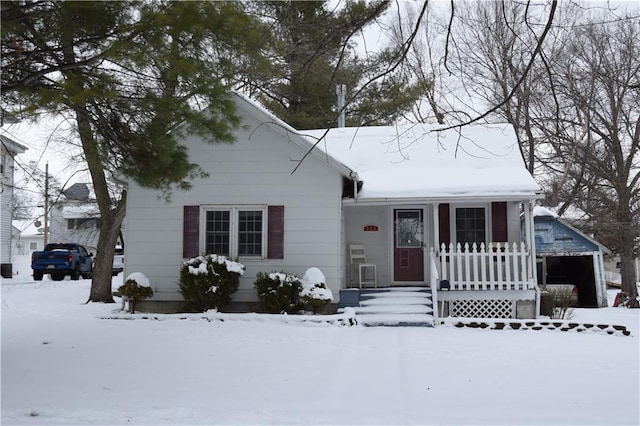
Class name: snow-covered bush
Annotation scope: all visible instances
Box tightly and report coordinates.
[118,272,153,314]
[300,267,333,314]
[178,254,244,313]
[254,272,303,314]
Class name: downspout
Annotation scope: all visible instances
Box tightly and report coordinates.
[351,171,359,201]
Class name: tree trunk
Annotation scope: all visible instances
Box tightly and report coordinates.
[619,220,639,308]
[72,104,127,303]
[88,193,127,304]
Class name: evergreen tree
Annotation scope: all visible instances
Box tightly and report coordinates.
[1,1,266,302]
[242,0,424,130]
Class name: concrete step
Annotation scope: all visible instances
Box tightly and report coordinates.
[356,313,434,327]
[352,304,434,315]
[360,297,432,306]
[338,287,435,326]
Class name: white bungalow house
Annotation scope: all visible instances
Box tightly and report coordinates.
[1,135,28,278]
[124,93,543,322]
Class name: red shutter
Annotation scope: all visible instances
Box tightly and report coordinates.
[183,205,200,258]
[438,203,450,248]
[491,202,508,242]
[267,205,284,259]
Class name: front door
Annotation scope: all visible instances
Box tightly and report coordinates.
[393,209,424,282]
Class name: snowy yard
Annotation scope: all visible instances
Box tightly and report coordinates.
[1,260,639,425]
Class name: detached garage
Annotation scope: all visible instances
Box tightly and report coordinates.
[533,207,610,308]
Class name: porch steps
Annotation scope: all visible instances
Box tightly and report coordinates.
[342,287,434,327]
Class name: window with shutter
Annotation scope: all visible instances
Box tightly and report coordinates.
[184,205,279,259]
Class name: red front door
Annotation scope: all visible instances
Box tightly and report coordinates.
[393,209,424,282]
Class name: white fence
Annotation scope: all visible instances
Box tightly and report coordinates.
[436,242,535,291]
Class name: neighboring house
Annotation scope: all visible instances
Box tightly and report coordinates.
[12,219,45,255]
[49,182,101,253]
[1,135,27,278]
[124,92,544,319]
[532,207,610,308]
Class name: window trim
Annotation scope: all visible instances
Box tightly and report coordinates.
[451,204,489,247]
[200,205,267,260]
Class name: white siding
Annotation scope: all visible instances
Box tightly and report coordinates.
[1,146,15,264]
[506,202,522,243]
[125,105,344,304]
[344,205,392,285]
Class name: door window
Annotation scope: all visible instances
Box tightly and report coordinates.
[396,210,422,248]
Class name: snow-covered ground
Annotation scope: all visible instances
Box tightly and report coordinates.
[2,256,639,425]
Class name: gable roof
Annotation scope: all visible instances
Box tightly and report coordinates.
[303,124,541,202]
[229,93,540,202]
[1,134,28,154]
[12,219,43,237]
[231,93,354,179]
[533,206,611,254]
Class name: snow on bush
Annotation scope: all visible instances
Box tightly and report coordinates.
[179,255,244,313]
[124,272,151,287]
[254,272,302,314]
[118,272,153,314]
[300,267,333,314]
[184,254,245,276]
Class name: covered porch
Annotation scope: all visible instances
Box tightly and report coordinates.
[341,200,540,320]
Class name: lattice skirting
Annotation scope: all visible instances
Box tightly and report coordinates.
[450,299,515,319]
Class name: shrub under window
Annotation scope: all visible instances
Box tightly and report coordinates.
[179,254,244,312]
[254,272,303,314]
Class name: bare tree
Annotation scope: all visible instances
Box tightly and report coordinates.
[392,2,639,303]
[542,16,640,304]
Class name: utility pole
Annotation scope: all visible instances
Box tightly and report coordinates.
[43,163,48,246]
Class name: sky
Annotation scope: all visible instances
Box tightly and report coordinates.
[2,0,638,224]
[1,261,639,425]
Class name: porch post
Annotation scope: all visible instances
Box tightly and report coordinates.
[524,199,541,317]
[433,203,440,252]
[432,203,441,324]
[527,199,538,283]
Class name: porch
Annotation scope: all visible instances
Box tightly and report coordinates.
[340,241,538,323]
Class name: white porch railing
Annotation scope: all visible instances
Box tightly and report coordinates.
[437,242,535,291]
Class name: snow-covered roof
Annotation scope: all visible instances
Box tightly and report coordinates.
[303,124,541,202]
[12,219,43,236]
[533,206,557,217]
[0,134,28,154]
[62,204,99,219]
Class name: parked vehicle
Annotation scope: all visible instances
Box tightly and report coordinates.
[112,245,124,276]
[31,243,93,281]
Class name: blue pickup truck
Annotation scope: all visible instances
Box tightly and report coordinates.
[31,243,94,281]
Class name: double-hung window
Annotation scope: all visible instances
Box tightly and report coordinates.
[455,207,487,247]
[203,207,266,258]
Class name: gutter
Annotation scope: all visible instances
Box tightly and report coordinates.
[342,193,544,206]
